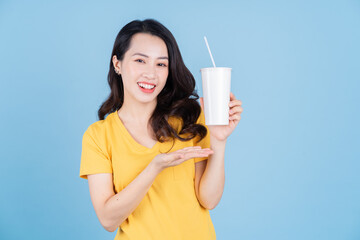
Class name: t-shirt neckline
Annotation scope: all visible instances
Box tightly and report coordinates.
[112,110,160,152]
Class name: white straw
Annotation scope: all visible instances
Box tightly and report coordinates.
[204,36,216,68]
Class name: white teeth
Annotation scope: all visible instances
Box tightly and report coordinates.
[138,83,155,89]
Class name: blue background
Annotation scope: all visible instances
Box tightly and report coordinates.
[1,0,359,239]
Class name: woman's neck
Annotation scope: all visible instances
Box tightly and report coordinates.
[118,99,157,125]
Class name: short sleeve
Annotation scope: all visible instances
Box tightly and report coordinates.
[193,108,211,163]
[79,127,112,180]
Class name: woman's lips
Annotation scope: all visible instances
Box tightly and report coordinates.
[137,82,156,93]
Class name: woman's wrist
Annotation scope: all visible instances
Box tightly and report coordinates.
[210,136,227,149]
[148,160,163,176]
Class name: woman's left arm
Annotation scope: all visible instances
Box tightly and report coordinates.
[197,92,243,209]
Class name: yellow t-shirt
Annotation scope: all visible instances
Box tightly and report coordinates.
[79,108,216,240]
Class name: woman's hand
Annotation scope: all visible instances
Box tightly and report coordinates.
[200,92,243,142]
[151,146,214,172]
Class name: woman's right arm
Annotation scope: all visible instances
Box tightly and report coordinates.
[88,161,160,232]
[87,146,213,232]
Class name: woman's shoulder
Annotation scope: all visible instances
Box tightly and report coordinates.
[196,107,206,124]
[83,111,116,138]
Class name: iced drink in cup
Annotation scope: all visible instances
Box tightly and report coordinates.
[200,67,232,125]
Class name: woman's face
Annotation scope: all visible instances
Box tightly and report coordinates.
[113,33,169,106]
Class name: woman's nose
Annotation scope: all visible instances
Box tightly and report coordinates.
[143,64,156,79]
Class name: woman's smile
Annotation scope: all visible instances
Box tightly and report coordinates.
[137,82,156,93]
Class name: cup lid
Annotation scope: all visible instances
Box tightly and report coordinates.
[200,67,232,71]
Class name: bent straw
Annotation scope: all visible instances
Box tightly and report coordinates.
[204,36,216,68]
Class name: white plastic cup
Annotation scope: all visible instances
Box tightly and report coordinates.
[200,67,232,125]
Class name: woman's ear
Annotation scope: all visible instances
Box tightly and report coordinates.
[112,55,122,74]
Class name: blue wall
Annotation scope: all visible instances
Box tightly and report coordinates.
[0,0,359,239]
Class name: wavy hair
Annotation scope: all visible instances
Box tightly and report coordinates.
[98,19,207,144]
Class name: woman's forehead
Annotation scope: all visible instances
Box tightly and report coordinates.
[127,33,168,58]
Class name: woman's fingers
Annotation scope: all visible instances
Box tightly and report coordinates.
[200,97,204,110]
[177,147,212,154]
[229,99,242,107]
[179,149,213,160]
[229,114,241,121]
[159,147,214,168]
[176,146,205,155]
[165,146,213,164]
[229,106,243,115]
[176,150,212,158]
[181,146,202,151]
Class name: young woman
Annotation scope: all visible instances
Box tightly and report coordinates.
[80,19,243,240]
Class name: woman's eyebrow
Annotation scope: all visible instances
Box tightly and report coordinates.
[132,53,168,60]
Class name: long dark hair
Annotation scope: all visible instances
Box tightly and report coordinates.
[98,18,207,144]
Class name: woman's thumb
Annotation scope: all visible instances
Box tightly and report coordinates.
[200,97,204,110]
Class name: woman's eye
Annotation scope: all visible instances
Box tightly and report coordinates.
[135,59,144,63]
[158,63,167,67]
